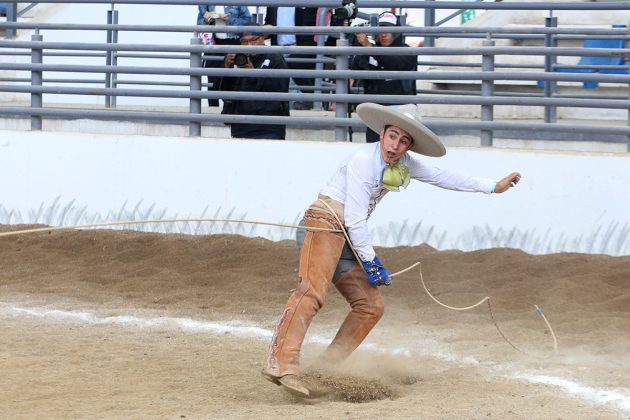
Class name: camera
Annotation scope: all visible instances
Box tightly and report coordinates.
[234,53,250,67]
[333,0,357,20]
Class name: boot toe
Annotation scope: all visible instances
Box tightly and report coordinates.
[278,374,310,398]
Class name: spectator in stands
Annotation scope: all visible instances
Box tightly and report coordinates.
[220,22,290,140]
[351,12,418,142]
[264,7,319,110]
[197,4,252,107]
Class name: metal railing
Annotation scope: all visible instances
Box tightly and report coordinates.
[2,2,39,38]
[0,0,630,150]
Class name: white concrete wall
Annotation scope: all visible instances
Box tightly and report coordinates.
[1,129,629,256]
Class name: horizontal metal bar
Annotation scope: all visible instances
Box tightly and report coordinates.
[1,22,629,36]
[1,85,628,109]
[1,0,630,11]
[554,64,630,70]
[1,62,629,83]
[0,78,30,82]
[0,106,358,127]
[418,61,545,70]
[114,79,191,86]
[0,51,30,56]
[115,53,189,60]
[1,106,629,138]
[0,78,108,83]
[556,35,630,41]
[554,93,628,101]
[430,120,630,136]
[2,40,629,59]
[44,52,107,57]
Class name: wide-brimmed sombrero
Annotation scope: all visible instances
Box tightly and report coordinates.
[356,103,446,157]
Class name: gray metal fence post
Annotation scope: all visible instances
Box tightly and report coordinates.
[334,36,349,142]
[481,36,495,147]
[424,0,436,47]
[544,16,558,123]
[105,5,115,108]
[189,37,202,137]
[5,2,17,38]
[31,30,43,130]
[110,8,119,107]
[314,7,329,111]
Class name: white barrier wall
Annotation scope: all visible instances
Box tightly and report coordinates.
[1,129,629,256]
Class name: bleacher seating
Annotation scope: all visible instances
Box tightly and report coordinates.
[541,24,629,89]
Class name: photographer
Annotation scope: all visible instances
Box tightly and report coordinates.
[351,12,418,142]
[220,23,290,140]
[196,5,252,107]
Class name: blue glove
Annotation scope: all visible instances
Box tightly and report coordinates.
[361,256,392,287]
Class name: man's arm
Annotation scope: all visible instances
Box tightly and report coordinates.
[408,157,521,194]
[226,6,252,26]
[343,151,378,262]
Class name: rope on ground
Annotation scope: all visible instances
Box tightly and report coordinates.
[393,261,559,358]
[0,218,342,238]
[0,215,558,357]
[316,199,559,359]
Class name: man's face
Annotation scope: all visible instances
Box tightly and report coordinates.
[379,125,413,164]
[239,34,265,57]
[378,32,395,46]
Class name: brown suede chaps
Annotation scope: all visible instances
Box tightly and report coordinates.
[265,207,384,377]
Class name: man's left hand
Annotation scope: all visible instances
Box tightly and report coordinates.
[362,256,392,287]
[494,172,521,193]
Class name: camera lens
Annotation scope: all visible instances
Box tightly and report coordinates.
[334,2,356,19]
[234,53,249,67]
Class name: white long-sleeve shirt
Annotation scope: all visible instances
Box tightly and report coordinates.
[319,142,496,262]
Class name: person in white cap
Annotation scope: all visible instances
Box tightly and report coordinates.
[262,103,521,398]
[351,12,418,142]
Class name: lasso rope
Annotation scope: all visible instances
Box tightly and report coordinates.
[0,214,558,357]
[0,218,342,238]
[414,261,558,357]
[316,199,558,358]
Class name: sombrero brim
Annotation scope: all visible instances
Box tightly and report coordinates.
[356,103,446,157]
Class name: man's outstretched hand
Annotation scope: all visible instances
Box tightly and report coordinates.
[494,172,521,193]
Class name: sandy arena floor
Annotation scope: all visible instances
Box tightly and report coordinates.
[1,225,629,419]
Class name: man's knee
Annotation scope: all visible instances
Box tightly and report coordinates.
[340,272,385,322]
[360,293,384,324]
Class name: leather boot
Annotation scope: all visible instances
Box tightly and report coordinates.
[319,262,385,365]
[265,209,345,378]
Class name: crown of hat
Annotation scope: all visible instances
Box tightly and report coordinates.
[378,12,398,26]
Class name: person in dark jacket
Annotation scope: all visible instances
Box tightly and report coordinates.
[351,12,418,142]
[264,7,319,110]
[220,23,290,140]
[196,5,252,107]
